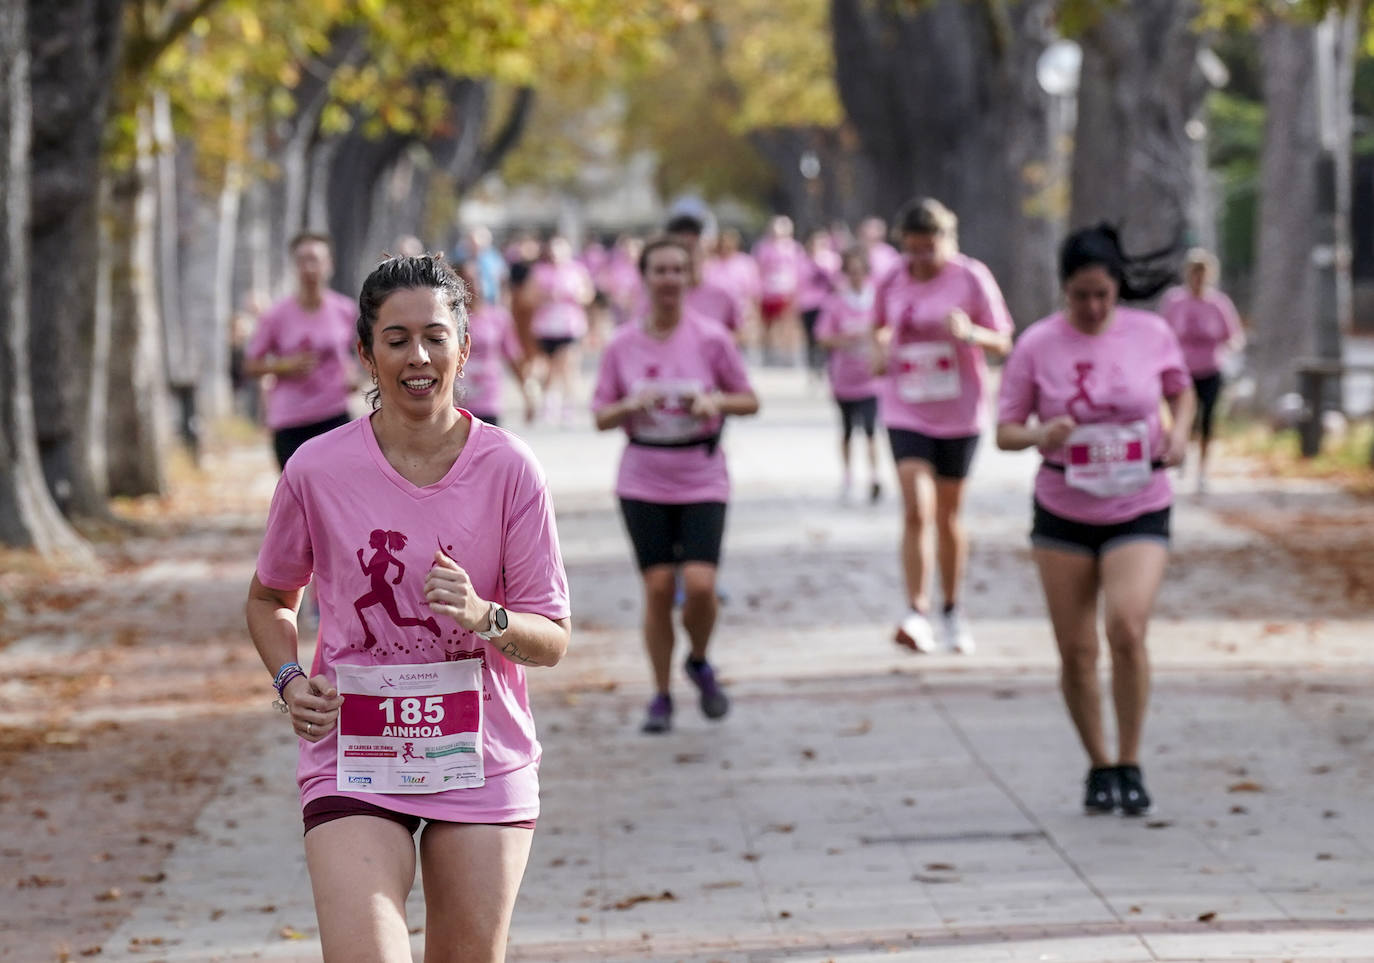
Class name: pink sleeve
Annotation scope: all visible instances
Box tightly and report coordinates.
[255,472,314,591]
[996,336,1037,425]
[711,333,753,395]
[245,307,280,361]
[502,482,571,620]
[1217,292,1244,338]
[873,273,894,330]
[1157,324,1191,398]
[968,261,1014,334]
[591,341,625,411]
[1157,289,1183,330]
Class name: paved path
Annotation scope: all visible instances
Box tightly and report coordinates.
[96,371,1374,962]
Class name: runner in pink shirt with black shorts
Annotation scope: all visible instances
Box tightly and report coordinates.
[247,254,571,961]
[815,246,881,503]
[997,224,1195,818]
[244,232,360,469]
[454,260,531,427]
[874,198,1014,657]
[1157,248,1245,493]
[592,237,760,735]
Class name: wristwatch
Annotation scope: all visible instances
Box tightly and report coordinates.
[475,602,510,640]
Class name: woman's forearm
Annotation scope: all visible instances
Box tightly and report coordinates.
[996,421,1044,452]
[246,576,304,677]
[489,614,571,667]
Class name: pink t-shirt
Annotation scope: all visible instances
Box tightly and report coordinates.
[753,238,807,300]
[703,252,761,318]
[875,253,1014,438]
[1158,286,1243,376]
[255,415,571,822]
[997,309,1191,525]
[815,286,879,401]
[866,242,902,283]
[461,305,522,419]
[685,283,742,333]
[246,290,358,431]
[530,261,592,339]
[592,314,754,504]
[798,248,841,312]
[596,255,643,313]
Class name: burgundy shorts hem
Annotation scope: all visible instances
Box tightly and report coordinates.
[302,795,536,836]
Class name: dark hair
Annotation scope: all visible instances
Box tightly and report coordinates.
[356,254,470,409]
[289,231,333,253]
[665,213,705,238]
[895,197,957,238]
[1059,224,1179,301]
[840,245,870,274]
[638,236,693,276]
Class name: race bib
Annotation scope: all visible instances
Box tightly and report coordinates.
[335,660,484,794]
[1063,421,1153,498]
[630,377,707,443]
[896,341,961,403]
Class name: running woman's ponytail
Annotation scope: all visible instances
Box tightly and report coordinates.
[1058,224,1181,302]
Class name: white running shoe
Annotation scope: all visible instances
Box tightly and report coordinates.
[941,608,975,655]
[895,609,939,654]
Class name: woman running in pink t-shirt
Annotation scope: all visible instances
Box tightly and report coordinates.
[996,225,1196,818]
[815,246,881,503]
[873,198,1014,656]
[1157,248,1246,493]
[592,237,760,734]
[247,254,571,961]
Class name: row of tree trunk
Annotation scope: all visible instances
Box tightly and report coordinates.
[2,4,537,555]
[829,0,1356,409]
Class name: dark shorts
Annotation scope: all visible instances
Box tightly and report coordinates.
[273,412,351,470]
[619,498,727,571]
[1192,372,1223,441]
[837,396,878,441]
[1030,500,1172,558]
[537,336,577,356]
[302,795,536,836]
[887,428,980,480]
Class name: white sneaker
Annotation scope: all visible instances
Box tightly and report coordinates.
[895,609,938,654]
[941,608,975,654]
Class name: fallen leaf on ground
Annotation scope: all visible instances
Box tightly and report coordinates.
[702,880,743,890]
[607,890,676,910]
[763,823,794,834]
[1227,781,1264,793]
[924,862,955,871]
[1230,805,1248,814]
[94,888,120,902]
[1145,820,1173,829]
[1316,853,1335,860]
[1197,911,1218,922]
[838,719,872,737]
[279,926,305,940]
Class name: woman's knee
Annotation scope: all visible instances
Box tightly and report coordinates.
[642,568,676,606]
[680,565,717,605]
[1104,611,1148,656]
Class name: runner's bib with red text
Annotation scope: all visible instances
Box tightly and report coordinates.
[630,377,707,443]
[1063,421,1153,498]
[335,660,484,794]
[896,341,961,403]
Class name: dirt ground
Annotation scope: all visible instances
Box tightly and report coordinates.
[1,440,1371,963]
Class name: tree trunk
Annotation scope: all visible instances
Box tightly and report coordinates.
[830,0,1057,325]
[26,0,124,518]
[1249,19,1319,411]
[1069,0,1209,260]
[0,0,89,556]
[104,106,171,498]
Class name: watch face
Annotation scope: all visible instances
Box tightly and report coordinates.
[494,606,509,631]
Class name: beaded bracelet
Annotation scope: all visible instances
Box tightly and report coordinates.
[273,661,303,690]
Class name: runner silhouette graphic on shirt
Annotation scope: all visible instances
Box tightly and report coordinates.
[401,742,418,763]
[355,529,441,650]
[1066,361,1117,423]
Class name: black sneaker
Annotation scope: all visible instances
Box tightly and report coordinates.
[1084,766,1117,814]
[1115,764,1152,816]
